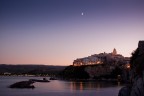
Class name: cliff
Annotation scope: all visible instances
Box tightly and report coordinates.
[59,65,90,79]
[118,41,144,96]
[60,64,123,80]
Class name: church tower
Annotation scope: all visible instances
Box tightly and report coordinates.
[112,48,117,55]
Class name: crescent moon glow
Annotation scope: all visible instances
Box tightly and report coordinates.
[81,12,84,16]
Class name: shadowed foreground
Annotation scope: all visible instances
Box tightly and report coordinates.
[118,41,144,96]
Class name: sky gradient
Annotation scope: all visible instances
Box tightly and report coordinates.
[0,0,144,65]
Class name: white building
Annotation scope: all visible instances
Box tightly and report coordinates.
[73,48,130,66]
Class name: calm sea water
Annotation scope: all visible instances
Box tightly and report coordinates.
[0,76,122,96]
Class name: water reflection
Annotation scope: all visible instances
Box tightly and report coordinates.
[70,81,120,91]
[0,76,123,96]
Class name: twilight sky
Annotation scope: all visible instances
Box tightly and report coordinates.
[0,0,144,65]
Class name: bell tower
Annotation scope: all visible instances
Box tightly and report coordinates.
[112,48,117,55]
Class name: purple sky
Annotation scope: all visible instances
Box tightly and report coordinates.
[0,0,144,65]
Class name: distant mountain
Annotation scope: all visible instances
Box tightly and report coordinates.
[0,64,67,75]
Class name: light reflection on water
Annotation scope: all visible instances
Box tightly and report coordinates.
[72,81,121,91]
[0,76,123,96]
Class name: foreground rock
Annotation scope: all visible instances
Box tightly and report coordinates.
[118,41,144,96]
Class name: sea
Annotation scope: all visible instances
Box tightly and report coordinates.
[0,76,123,96]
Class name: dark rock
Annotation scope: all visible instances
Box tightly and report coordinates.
[119,41,144,96]
[118,85,131,96]
[9,81,35,88]
[29,78,50,82]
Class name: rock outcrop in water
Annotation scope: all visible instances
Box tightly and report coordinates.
[9,81,35,88]
[118,41,144,96]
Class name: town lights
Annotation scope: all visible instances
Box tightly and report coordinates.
[97,61,101,64]
[127,64,130,69]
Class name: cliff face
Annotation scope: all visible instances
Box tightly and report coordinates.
[85,65,111,78]
[60,64,123,80]
[119,41,144,96]
[130,77,144,96]
[59,65,90,79]
[130,45,144,96]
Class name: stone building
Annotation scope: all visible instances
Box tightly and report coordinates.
[73,48,129,66]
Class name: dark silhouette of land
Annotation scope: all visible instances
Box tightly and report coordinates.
[0,64,66,76]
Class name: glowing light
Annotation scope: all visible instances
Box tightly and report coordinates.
[97,61,101,64]
[127,64,130,69]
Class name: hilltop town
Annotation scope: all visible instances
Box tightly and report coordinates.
[60,49,130,81]
[73,48,130,66]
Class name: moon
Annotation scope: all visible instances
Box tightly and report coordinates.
[81,12,84,16]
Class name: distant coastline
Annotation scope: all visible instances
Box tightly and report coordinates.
[0,64,66,76]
